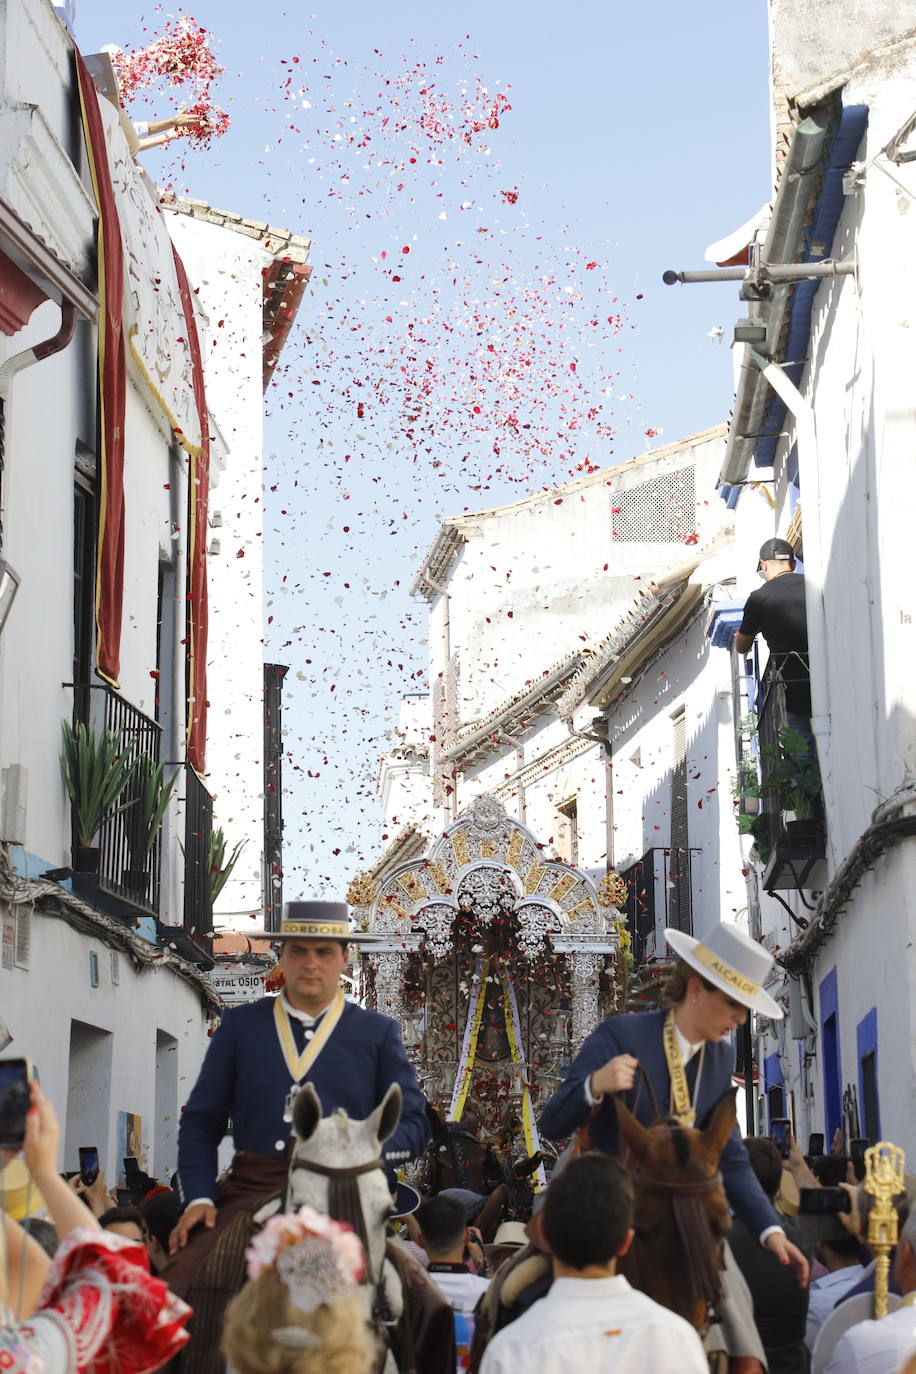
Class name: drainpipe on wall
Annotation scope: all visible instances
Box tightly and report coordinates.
[0,301,77,401]
[746,348,835,854]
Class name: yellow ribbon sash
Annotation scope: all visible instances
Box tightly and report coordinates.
[274,988,345,1085]
[449,957,489,1123]
[663,1007,702,1127]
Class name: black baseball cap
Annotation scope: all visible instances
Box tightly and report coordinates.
[758,537,795,563]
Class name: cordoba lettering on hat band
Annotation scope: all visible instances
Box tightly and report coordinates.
[691,943,760,997]
[280,921,351,936]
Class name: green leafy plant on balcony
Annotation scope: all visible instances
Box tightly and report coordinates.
[123,757,180,880]
[738,811,772,866]
[209,826,247,906]
[762,725,821,822]
[60,719,138,852]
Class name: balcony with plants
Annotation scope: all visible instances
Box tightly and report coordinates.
[733,658,826,893]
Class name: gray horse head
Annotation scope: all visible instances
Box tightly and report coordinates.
[287,1081,403,1289]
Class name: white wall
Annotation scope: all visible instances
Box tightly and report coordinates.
[166,212,271,926]
[432,430,727,727]
[0,912,210,1178]
[746,37,916,1144]
[0,0,216,1177]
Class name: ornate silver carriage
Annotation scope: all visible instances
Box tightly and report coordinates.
[350,795,625,1164]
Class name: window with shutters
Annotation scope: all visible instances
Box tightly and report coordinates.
[668,708,692,935]
[556,797,579,866]
[612,465,696,542]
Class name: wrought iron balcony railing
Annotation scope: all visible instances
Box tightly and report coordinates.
[69,683,163,918]
[754,655,826,892]
[182,763,213,950]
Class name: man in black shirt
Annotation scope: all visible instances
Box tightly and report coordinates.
[734,538,814,755]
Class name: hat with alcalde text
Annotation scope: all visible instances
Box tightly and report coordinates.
[247,900,386,943]
[665,921,783,1019]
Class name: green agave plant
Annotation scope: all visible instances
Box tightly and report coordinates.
[60,719,138,847]
[209,825,247,906]
[123,756,180,866]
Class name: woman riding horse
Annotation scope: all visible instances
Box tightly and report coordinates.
[539,922,809,1362]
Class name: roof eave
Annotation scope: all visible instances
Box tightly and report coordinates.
[718,105,833,490]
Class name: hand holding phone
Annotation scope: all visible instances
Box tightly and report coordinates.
[771,1118,792,1159]
[79,1146,100,1187]
[799,1186,852,1215]
[0,1058,33,1149]
[807,1132,825,1158]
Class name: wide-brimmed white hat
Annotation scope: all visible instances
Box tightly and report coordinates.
[665,922,783,1019]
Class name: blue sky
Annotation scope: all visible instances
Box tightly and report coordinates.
[75,0,771,906]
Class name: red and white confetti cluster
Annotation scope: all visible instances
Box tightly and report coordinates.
[108,11,230,145]
[261,39,632,495]
[133,29,649,890]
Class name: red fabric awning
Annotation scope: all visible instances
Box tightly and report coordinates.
[172,246,210,775]
[75,49,126,689]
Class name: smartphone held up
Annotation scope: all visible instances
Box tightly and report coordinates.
[0,1057,33,1149]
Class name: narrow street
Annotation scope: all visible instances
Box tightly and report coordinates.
[1,3,916,1373]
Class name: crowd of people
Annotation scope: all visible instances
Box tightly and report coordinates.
[2,901,915,1374]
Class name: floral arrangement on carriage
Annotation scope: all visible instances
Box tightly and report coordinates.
[349,796,626,1175]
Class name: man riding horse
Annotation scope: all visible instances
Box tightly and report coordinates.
[165,902,429,1324]
[539,921,809,1368]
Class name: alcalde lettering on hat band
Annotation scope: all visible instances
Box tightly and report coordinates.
[280,921,351,937]
[691,944,760,997]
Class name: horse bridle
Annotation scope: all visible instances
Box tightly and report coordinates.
[290,1155,399,1334]
[631,1170,721,1196]
[624,1067,726,1325]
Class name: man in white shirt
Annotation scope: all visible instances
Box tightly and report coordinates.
[824,1209,916,1374]
[479,1151,708,1374]
[805,1232,866,1350]
[417,1193,489,1372]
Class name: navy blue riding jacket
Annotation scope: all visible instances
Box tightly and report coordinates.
[177,996,429,1204]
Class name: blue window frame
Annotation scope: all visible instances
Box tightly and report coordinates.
[819,968,842,1142]
[763,1052,785,1129]
[856,1008,880,1142]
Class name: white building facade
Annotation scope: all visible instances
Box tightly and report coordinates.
[0,0,307,1176]
[695,0,916,1150]
[375,429,765,1018]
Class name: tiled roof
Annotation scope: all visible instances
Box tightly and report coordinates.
[161,193,311,262]
[410,425,727,602]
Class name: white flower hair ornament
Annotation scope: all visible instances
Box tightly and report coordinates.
[245,1206,366,1347]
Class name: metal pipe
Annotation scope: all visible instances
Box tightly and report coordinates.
[0,301,77,401]
[663,260,855,286]
[663,267,748,284]
[718,107,832,488]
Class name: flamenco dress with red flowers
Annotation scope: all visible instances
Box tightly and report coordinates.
[0,1228,190,1374]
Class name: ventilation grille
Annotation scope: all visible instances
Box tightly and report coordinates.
[612,466,697,542]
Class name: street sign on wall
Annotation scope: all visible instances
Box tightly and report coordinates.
[210,960,270,1005]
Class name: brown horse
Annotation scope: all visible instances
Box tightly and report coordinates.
[614,1087,737,1332]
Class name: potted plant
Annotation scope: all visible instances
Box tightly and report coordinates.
[732,759,762,818]
[738,811,773,866]
[209,826,246,908]
[122,756,180,895]
[762,726,822,841]
[60,719,138,884]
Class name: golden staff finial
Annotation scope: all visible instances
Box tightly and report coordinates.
[864,1141,906,1318]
